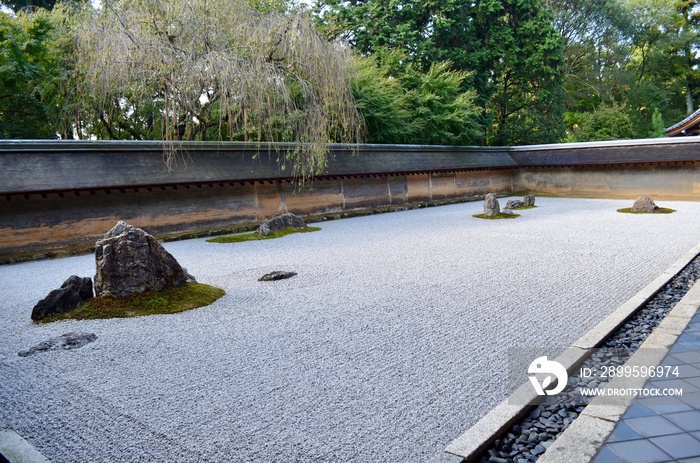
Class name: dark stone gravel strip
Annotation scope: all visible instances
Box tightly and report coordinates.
[478,253,700,463]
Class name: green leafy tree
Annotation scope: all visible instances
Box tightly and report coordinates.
[350,55,414,144]
[625,0,699,115]
[402,61,481,145]
[649,107,666,137]
[476,0,566,145]
[546,0,698,141]
[316,0,480,73]
[542,0,633,112]
[0,8,59,137]
[351,53,482,144]
[319,0,566,146]
[571,104,636,141]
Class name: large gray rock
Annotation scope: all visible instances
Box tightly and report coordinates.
[484,193,500,217]
[523,195,536,207]
[31,275,93,321]
[258,213,307,237]
[94,221,195,298]
[632,195,659,213]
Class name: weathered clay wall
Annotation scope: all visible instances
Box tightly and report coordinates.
[513,162,700,200]
[4,137,700,261]
[0,171,512,260]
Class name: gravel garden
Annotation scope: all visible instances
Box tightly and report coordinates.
[2,197,700,462]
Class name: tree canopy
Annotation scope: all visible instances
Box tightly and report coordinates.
[0,7,68,137]
[318,0,566,145]
[547,0,700,140]
[351,53,482,144]
[1,0,699,157]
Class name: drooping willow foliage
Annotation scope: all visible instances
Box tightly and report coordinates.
[74,0,364,179]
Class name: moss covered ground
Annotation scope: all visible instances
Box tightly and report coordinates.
[617,207,676,214]
[472,213,520,220]
[39,283,225,322]
[206,227,321,243]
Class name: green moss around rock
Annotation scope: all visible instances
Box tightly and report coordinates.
[206,227,321,243]
[38,283,225,322]
[617,207,676,214]
[507,205,537,210]
[472,213,520,220]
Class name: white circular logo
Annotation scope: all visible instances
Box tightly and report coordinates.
[528,356,568,396]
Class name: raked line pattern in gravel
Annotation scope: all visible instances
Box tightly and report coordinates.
[2,197,700,463]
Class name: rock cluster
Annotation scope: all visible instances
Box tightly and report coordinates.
[258,213,307,237]
[505,195,536,210]
[483,193,501,217]
[480,253,700,463]
[31,221,197,321]
[631,195,659,213]
[31,276,93,321]
[94,221,195,298]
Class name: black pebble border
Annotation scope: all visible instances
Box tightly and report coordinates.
[478,253,700,463]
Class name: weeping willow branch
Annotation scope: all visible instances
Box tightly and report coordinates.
[74,0,364,181]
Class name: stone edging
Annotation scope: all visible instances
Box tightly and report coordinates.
[536,272,700,462]
[435,242,700,462]
[0,428,51,463]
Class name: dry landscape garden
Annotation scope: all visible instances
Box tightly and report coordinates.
[2,0,700,462]
[3,197,700,463]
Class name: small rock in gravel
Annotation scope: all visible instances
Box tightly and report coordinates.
[632,195,659,213]
[258,213,307,237]
[506,200,526,210]
[258,271,297,282]
[18,333,97,357]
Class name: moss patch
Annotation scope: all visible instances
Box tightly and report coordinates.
[39,283,225,322]
[206,227,321,243]
[617,207,676,214]
[472,213,520,220]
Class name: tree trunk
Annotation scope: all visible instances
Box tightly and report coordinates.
[687,82,695,115]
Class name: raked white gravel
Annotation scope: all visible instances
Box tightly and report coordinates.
[2,197,700,462]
